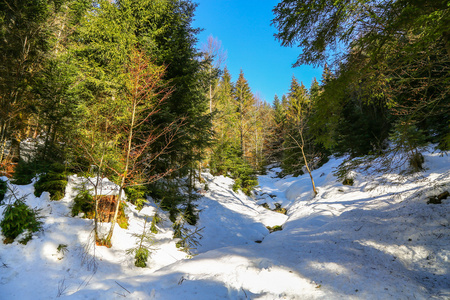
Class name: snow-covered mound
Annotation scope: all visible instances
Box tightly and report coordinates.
[0,149,449,299]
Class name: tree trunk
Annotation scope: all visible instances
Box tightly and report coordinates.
[106,92,137,244]
[0,122,8,163]
[289,131,318,196]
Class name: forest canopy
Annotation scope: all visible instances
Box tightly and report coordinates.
[0,0,448,222]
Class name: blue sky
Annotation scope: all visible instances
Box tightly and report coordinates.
[192,0,323,103]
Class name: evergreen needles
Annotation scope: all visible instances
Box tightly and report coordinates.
[127,216,155,268]
[0,187,43,244]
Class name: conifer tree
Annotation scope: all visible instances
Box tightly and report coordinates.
[0,0,61,162]
[135,0,212,180]
[209,68,237,175]
[269,95,286,163]
[234,70,255,159]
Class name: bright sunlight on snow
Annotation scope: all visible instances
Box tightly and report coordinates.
[1,149,449,299]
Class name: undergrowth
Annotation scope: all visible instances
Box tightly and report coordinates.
[34,163,68,200]
[0,188,43,244]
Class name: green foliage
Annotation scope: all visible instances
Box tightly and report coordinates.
[210,144,257,196]
[71,189,94,217]
[148,181,186,223]
[183,202,198,226]
[0,0,58,162]
[127,216,154,268]
[124,186,147,210]
[0,179,7,202]
[136,0,212,179]
[11,159,38,185]
[57,244,68,255]
[148,177,202,225]
[150,212,161,234]
[33,58,79,163]
[390,122,427,153]
[273,0,449,155]
[34,163,68,200]
[117,204,129,230]
[267,225,283,233]
[231,163,258,197]
[0,197,43,244]
[390,121,427,172]
[172,219,203,254]
[134,247,150,268]
[342,178,354,186]
[308,65,391,158]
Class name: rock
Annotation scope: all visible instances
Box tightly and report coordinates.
[427,191,449,204]
[343,178,354,186]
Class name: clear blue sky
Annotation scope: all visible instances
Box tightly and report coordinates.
[192,0,323,103]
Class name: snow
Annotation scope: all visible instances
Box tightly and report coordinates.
[0,149,449,299]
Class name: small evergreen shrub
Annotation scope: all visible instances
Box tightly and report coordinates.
[124,185,147,210]
[0,198,43,244]
[0,179,7,203]
[148,181,186,222]
[228,155,258,196]
[34,163,68,200]
[172,219,203,254]
[71,190,94,217]
[134,248,149,268]
[183,202,198,226]
[390,121,427,172]
[127,216,154,268]
[409,152,425,172]
[11,159,37,185]
[267,225,283,233]
[150,212,161,234]
[57,244,69,255]
[342,178,354,186]
[210,144,258,196]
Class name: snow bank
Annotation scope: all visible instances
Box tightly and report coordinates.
[0,149,449,299]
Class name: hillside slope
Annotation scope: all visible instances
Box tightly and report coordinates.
[0,150,449,299]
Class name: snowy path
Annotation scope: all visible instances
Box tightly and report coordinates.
[147,154,449,299]
[0,151,449,299]
[138,153,449,299]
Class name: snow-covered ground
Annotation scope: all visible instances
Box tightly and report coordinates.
[0,149,449,299]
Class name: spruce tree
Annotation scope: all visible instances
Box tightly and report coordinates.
[233,70,255,159]
[0,0,60,162]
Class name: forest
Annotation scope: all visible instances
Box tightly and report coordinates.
[0,0,449,298]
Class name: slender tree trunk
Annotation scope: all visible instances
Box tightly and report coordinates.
[209,65,212,114]
[209,83,212,113]
[93,154,104,243]
[240,101,244,157]
[106,96,136,244]
[0,122,8,163]
[289,131,318,196]
[11,138,21,163]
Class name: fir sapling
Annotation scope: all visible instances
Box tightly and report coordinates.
[0,187,43,244]
[172,215,204,255]
[150,211,161,234]
[127,216,155,268]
